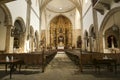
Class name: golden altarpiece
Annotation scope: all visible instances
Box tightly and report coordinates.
[50,15,72,49]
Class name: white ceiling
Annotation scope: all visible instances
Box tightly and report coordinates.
[46,0,75,13]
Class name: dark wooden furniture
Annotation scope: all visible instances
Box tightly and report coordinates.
[65,49,120,73]
[0,50,57,73]
[92,58,117,73]
[0,59,22,79]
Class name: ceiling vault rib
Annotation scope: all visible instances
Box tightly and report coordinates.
[40,0,83,14]
[69,0,82,13]
[40,0,52,13]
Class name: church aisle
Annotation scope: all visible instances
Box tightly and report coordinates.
[1,51,120,80]
[38,51,80,80]
[47,51,78,69]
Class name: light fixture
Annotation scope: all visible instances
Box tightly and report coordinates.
[59,8,62,10]
[85,0,88,3]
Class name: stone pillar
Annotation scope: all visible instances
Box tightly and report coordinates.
[25,0,31,52]
[99,33,104,52]
[5,25,12,53]
[38,0,42,51]
[119,28,120,51]
[20,33,26,52]
[92,9,99,52]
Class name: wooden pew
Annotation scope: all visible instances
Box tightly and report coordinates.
[0,50,57,72]
[0,52,44,72]
[65,49,120,72]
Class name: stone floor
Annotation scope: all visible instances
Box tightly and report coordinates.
[0,51,120,80]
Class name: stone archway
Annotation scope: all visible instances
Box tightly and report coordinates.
[13,17,25,53]
[49,15,72,49]
[104,25,119,53]
[99,7,120,53]
[0,4,12,53]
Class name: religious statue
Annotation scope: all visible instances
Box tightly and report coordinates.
[107,35,118,48]
[59,27,63,33]
[58,36,64,47]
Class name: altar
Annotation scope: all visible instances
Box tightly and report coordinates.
[57,42,64,50]
[58,46,64,49]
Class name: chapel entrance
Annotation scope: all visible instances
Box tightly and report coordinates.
[50,15,72,49]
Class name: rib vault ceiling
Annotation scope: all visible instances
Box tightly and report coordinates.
[39,0,83,14]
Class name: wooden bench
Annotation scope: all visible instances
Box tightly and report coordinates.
[65,49,120,72]
[0,50,57,72]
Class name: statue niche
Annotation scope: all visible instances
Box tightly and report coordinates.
[107,35,118,48]
[59,27,63,33]
[58,36,64,46]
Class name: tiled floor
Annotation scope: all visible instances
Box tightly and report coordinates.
[0,51,120,80]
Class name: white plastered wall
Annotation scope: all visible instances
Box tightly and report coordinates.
[30,0,39,32]
[82,0,93,33]
[6,0,27,24]
[5,0,27,52]
[82,0,93,50]
[5,0,40,52]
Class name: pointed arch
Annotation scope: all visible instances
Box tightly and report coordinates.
[0,4,12,25]
[99,7,120,33]
[99,7,120,53]
[0,4,12,52]
[13,17,26,52]
[14,17,26,33]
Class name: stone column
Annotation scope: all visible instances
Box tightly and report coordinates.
[25,0,31,52]
[38,0,42,51]
[5,25,12,53]
[118,28,120,52]
[92,9,99,52]
[20,33,26,52]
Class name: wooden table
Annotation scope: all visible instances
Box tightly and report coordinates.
[0,59,22,79]
[93,59,117,73]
